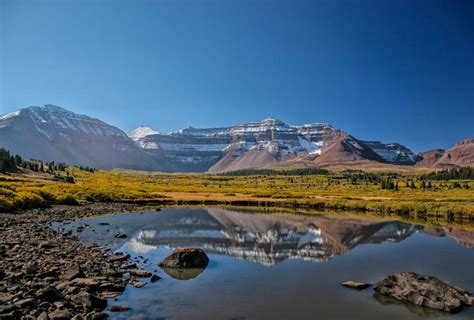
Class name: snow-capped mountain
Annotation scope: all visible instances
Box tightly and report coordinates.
[3,104,467,172]
[0,105,165,170]
[128,126,160,141]
[129,117,419,172]
[360,141,417,165]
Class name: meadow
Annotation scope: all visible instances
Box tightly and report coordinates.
[0,167,473,221]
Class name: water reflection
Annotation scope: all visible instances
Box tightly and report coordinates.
[374,293,446,318]
[57,208,474,320]
[112,208,473,266]
[161,267,206,280]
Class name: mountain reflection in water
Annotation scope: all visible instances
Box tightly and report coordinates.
[112,208,473,266]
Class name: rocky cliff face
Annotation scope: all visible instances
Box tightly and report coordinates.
[416,139,474,168]
[416,149,445,166]
[434,139,474,167]
[130,117,420,172]
[359,141,418,165]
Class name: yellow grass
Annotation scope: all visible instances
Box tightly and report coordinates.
[1,168,473,220]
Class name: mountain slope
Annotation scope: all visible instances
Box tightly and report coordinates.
[3,105,468,172]
[131,118,419,172]
[434,139,474,167]
[415,139,474,168]
[0,105,164,170]
[416,149,445,166]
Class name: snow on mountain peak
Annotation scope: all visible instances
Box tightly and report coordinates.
[128,126,160,140]
[0,110,21,121]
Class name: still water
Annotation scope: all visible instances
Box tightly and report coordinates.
[56,207,474,320]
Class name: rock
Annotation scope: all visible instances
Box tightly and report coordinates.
[24,263,37,275]
[37,268,60,279]
[109,305,130,312]
[37,287,65,302]
[150,274,161,283]
[72,291,107,311]
[48,309,73,320]
[341,281,370,290]
[0,304,16,315]
[130,280,146,288]
[374,272,473,313]
[70,278,100,288]
[55,281,71,291]
[100,292,122,299]
[129,269,151,277]
[121,263,137,269]
[14,298,37,308]
[64,264,85,281]
[108,254,129,263]
[39,242,59,249]
[84,311,108,320]
[98,283,125,293]
[159,248,209,268]
[114,233,127,239]
[37,311,49,320]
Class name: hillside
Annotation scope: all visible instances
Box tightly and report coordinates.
[1,105,472,172]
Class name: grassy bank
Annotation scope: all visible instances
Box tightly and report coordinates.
[1,167,473,220]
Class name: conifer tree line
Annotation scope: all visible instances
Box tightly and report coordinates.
[0,147,95,174]
[421,167,474,180]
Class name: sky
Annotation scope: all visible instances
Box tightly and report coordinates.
[0,0,473,152]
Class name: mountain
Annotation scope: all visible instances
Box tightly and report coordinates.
[1,105,470,172]
[416,139,474,168]
[0,105,165,170]
[416,149,445,166]
[130,117,419,172]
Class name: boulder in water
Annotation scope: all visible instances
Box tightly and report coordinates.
[159,248,209,268]
[374,272,473,313]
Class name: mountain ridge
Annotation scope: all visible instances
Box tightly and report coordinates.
[0,105,472,172]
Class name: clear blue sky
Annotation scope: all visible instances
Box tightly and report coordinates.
[1,0,473,152]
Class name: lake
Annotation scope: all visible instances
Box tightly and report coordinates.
[55,207,474,319]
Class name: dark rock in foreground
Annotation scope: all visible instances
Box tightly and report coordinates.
[159,248,209,268]
[0,203,136,319]
[374,272,473,313]
[110,305,131,312]
[341,281,370,290]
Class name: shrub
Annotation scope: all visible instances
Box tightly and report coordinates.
[56,194,79,206]
[37,189,56,202]
[0,187,15,198]
[13,192,46,209]
[0,195,13,211]
[76,190,117,203]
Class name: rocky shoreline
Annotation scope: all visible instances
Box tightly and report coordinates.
[0,203,140,320]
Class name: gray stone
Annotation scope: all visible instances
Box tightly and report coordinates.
[374,272,473,313]
[64,264,85,281]
[48,309,73,320]
[341,281,370,290]
[159,248,209,268]
[72,291,107,311]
